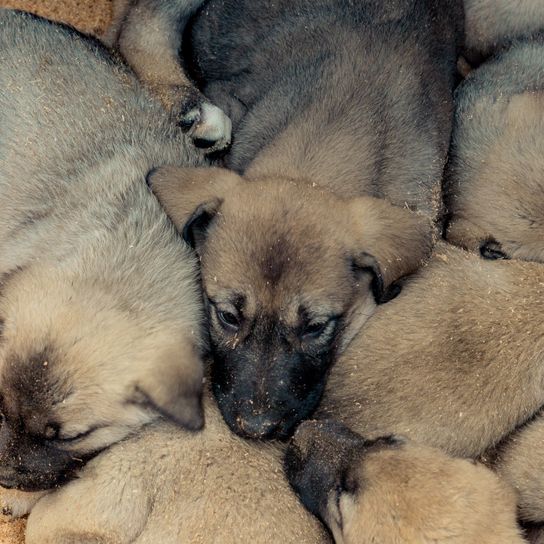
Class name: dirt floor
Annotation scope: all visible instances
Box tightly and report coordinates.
[0,2,113,541]
[0,0,112,35]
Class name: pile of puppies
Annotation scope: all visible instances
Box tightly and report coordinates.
[0,0,543,542]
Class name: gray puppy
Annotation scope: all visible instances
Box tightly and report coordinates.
[0,8,205,493]
[446,34,544,262]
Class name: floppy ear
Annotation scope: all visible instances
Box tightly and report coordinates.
[148,166,243,249]
[349,197,434,301]
[446,216,495,254]
[132,339,205,431]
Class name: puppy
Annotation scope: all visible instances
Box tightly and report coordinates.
[5,392,331,544]
[0,9,204,492]
[316,242,544,459]
[463,0,544,62]
[492,416,544,524]
[113,0,463,220]
[285,420,525,544]
[446,35,544,261]
[104,0,232,152]
[149,166,432,440]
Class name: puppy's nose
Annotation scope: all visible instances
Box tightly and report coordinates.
[236,414,281,439]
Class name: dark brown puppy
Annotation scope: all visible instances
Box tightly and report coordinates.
[285,421,525,544]
[446,35,544,261]
[150,166,431,440]
[117,0,464,219]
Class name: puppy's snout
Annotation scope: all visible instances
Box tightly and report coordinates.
[236,414,281,439]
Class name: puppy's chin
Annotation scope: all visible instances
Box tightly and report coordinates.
[0,456,87,493]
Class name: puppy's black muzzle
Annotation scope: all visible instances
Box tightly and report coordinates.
[0,420,94,492]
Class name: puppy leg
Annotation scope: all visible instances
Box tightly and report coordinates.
[0,488,48,518]
[114,0,231,151]
[25,465,150,544]
[494,416,544,523]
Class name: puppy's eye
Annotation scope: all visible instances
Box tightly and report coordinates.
[301,318,336,340]
[56,428,95,443]
[339,470,359,496]
[216,308,241,331]
[303,322,327,338]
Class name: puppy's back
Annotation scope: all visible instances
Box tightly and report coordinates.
[464,0,544,61]
[352,441,523,543]
[318,243,544,457]
[26,396,330,544]
[446,35,544,261]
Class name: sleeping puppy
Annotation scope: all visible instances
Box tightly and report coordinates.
[316,242,544,460]
[463,0,544,62]
[0,9,204,493]
[109,0,463,220]
[6,392,331,544]
[104,0,232,152]
[285,420,525,544]
[149,167,432,440]
[492,416,544,524]
[446,34,544,261]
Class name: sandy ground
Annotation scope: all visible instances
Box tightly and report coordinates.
[0,0,112,35]
[0,2,113,541]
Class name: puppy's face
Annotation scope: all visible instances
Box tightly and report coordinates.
[284,420,394,543]
[0,267,204,491]
[286,421,520,544]
[151,167,431,440]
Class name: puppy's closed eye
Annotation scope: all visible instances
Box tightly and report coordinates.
[300,318,337,341]
[480,240,509,260]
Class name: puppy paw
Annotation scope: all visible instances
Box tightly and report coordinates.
[150,83,232,153]
[0,488,48,518]
[182,101,232,152]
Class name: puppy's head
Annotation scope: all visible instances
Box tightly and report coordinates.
[150,167,431,440]
[0,266,204,491]
[286,421,521,544]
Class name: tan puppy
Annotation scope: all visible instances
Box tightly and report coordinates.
[0,9,204,493]
[316,242,544,459]
[286,420,525,544]
[464,0,544,61]
[493,417,544,524]
[446,35,544,261]
[150,166,432,440]
[8,392,331,544]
